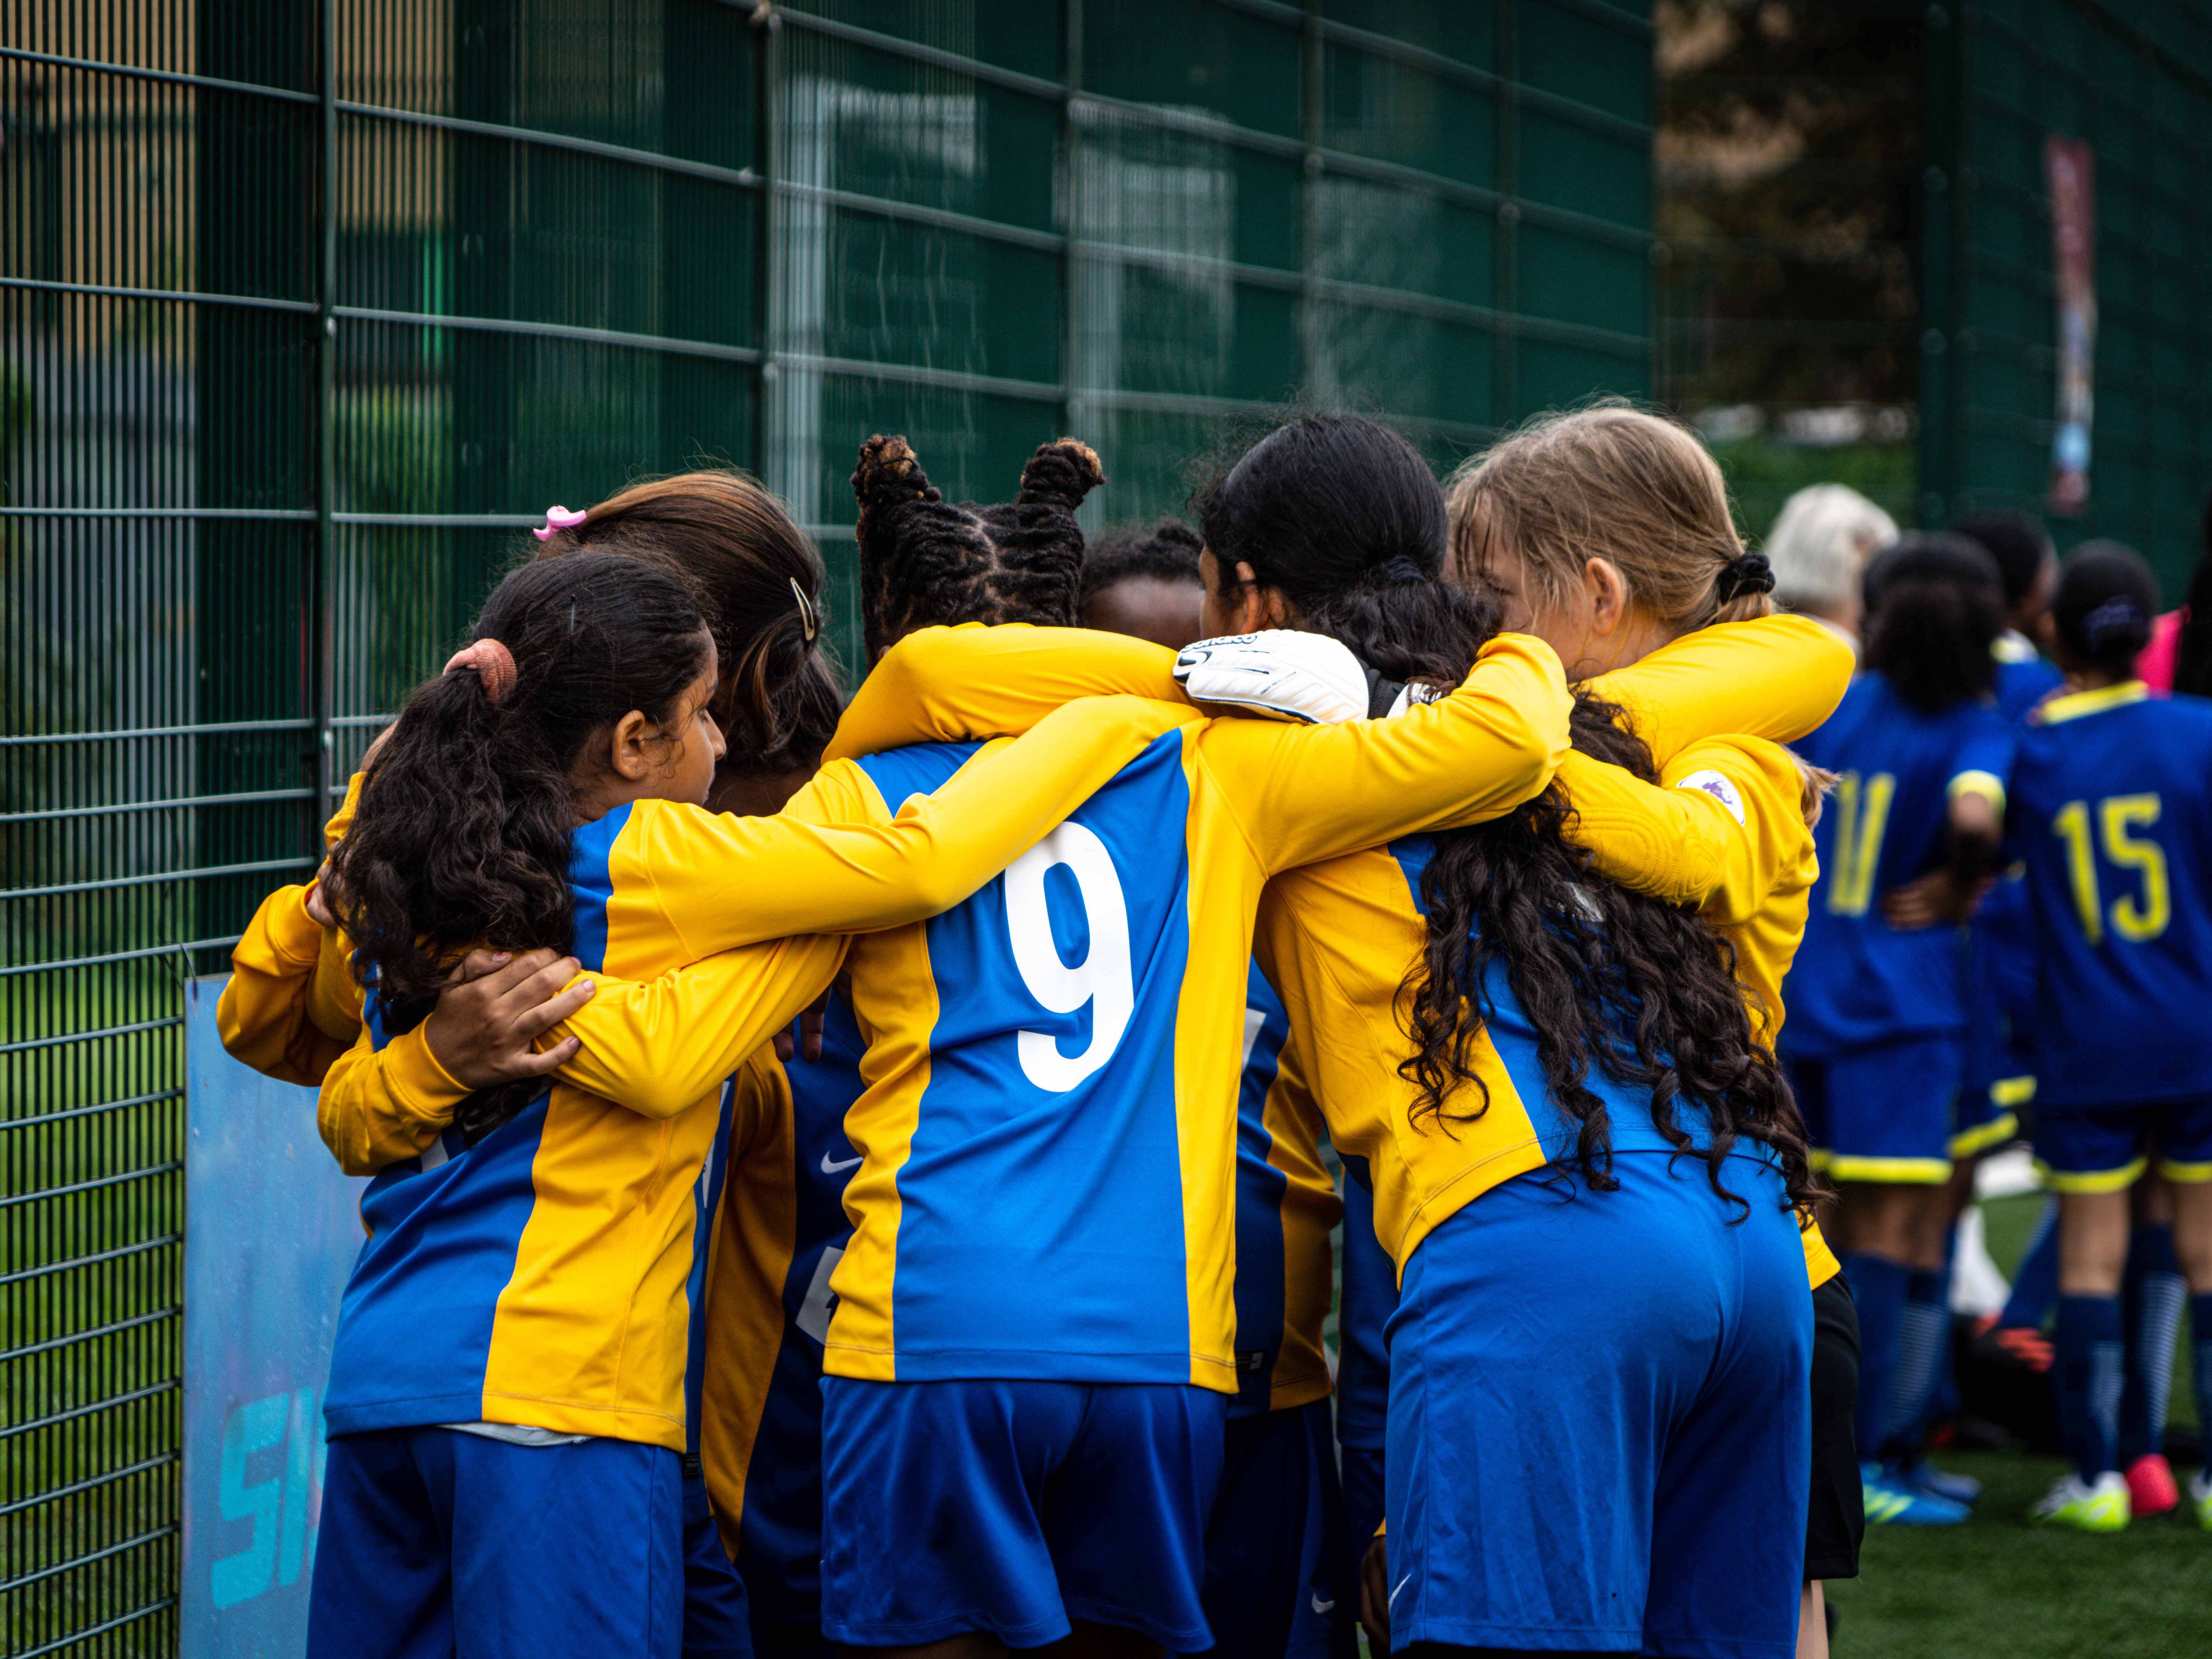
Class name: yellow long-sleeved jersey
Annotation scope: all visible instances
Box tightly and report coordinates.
[300,695,1191,1453]
[570,631,1570,1393]
[824,616,1849,1287]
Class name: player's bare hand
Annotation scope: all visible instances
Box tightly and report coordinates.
[1881,867,1993,928]
[422,947,594,1089]
[304,861,337,928]
[1359,1533,1391,1650]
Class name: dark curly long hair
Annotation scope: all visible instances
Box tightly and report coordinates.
[851,435,1102,659]
[329,554,713,1138]
[1203,413,1816,1213]
[1295,586,1818,1214]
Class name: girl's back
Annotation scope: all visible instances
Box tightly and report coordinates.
[2012,685,2212,1107]
[1788,671,2014,1057]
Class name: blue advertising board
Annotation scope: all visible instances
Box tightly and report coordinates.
[180,975,367,1657]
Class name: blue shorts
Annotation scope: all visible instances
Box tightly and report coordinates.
[1178,1399,1355,1659]
[1384,1154,1810,1658]
[307,1428,684,1659]
[1951,1076,2027,1161]
[2031,1097,2212,1191]
[1787,1035,1961,1183]
[682,1467,753,1658]
[819,1377,1228,1650]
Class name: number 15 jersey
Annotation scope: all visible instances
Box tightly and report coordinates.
[2009,683,2212,1110]
[813,632,1570,1394]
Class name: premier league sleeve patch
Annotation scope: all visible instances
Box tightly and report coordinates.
[1675,769,1746,825]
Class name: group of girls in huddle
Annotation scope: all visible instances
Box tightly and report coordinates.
[222,401,1864,1659]
[1777,506,2212,1539]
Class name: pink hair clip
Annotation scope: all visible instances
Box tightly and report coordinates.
[532,505,589,543]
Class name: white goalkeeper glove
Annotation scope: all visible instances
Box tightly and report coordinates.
[1172,630,1373,725]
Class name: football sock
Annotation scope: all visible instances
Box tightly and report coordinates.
[1882,1267,1951,1455]
[1845,1252,1911,1459]
[2118,1223,2186,1465]
[2000,1198,2060,1330]
[2053,1294,2124,1482]
[2193,1294,2212,1458]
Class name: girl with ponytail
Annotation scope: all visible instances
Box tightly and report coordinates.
[2006,544,2212,1534]
[293,543,1192,1659]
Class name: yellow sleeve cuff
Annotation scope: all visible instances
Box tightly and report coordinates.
[379,1024,473,1123]
[1949,770,2007,812]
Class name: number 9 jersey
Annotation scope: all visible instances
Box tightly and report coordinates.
[2009,682,2212,1110]
[814,633,1571,1394]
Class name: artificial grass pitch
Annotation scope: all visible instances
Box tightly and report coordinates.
[1826,1450,2208,1654]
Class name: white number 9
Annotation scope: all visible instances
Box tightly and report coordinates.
[1004,823,1134,1092]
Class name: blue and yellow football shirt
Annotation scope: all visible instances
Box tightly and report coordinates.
[809,632,1568,1392]
[2008,683,2212,1111]
[320,810,841,1452]
[1784,674,2016,1059]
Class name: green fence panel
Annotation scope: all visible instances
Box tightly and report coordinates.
[1926,0,2212,593]
[1,3,1651,1651]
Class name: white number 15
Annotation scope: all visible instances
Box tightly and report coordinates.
[1004,823,1134,1092]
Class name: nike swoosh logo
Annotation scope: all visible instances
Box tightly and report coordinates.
[820,1150,862,1174]
[1389,1571,1412,1610]
[1310,1595,1335,1615]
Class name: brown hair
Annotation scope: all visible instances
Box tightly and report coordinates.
[1445,402,1774,639]
[531,469,827,760]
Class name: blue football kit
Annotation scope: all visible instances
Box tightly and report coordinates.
[1783,674,2017,1181]
[2008,683,2212,1185]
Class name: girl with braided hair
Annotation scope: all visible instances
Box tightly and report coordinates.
[850,432,1104,658]
[810,416,1852,1659]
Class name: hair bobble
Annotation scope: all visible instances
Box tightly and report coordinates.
[2083,595,2148,649]
[532,505,589,543]
[1714,551,1775,602]
[790,577,819,643]
[1368,555,1432,587]
[443,638,518,704]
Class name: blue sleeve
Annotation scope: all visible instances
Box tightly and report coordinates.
[1335,1157,1396,1452]
[1951,705,2018,801]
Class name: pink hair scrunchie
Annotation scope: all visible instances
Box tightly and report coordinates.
[443,638,518,705]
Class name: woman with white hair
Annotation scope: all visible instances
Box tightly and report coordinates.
[1765,484,1899,643]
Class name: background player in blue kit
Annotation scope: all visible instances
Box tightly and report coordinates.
[2004,544,2212,1533]
[1783,535,2018,1526]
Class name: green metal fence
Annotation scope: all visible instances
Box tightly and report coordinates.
[1924,0,2212,591]
[2,3,1651,1651]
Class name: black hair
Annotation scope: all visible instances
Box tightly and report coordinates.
[1291,580,1818,1216]
[2053,540,2161,677]
[1193,415,1446,610]
[1861,533,2005,714]
[1950,511,2055,611]
[851,435,1102,659]
[1079,517,1203,608]
[331,554,713,1138]
[2172,491,2212,698]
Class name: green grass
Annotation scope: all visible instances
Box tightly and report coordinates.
[1829,1450,2209,1656]
[1824,1189,2207,1654]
